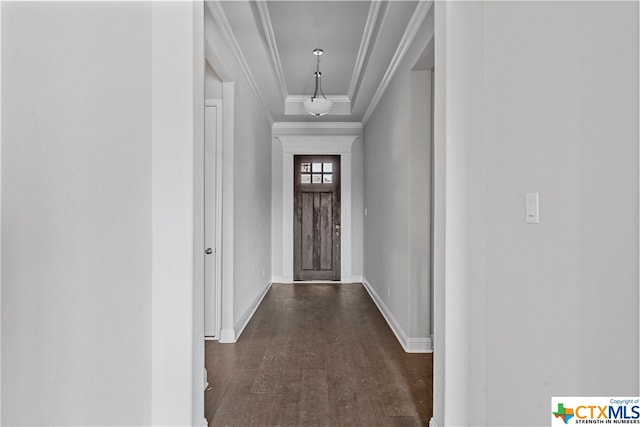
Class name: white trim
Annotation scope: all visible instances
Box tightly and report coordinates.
[192,5,206,425]
[407,338,433,353]
[204,368,208,390]
[221,281,272,343]
[432,2,446,425]
[204,38,231,83]
[205,1,273,124]
[348,0,382,103]
[235,282,273,340]
[429,418,438,427]
[255,1,288,101]
[219,282,272,344]
[362,279,407,350]
[285,95,351,116]
[274,280,360,285]
[219,328,236,344]
[151,2,196,423]
[277,135,358,282]
[273,122,363,130]
[278,135,359,150]
[0,2,3,420]
[362,279,433,354]
[282,151,294,283]
[220,82,235,345]
[214,99,223,341]
[204,99,223,341]
[362,1,432,125]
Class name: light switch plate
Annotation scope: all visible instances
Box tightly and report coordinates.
[526,192,540,224]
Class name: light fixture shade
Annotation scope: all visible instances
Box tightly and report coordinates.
[302,97,334,117]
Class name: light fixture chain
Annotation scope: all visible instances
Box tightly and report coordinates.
[303,48,333,117]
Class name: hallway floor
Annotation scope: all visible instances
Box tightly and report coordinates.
[205,283,433,426]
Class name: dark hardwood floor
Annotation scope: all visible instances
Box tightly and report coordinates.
[205,283,433,427]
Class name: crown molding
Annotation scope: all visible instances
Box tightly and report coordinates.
[284,95,351,116]
[255,1,288,102]
[348,0,382,104]
[362,1,432,125]
[205,38,231,82]
[205,1,273,124]
[276,135,359,144]
[276,135,359,154]
[272,122,363,130]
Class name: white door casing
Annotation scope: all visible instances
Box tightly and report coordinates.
[204,100,222,339]
[277,135,358,282]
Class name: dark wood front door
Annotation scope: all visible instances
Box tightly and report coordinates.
[294,155,341,281]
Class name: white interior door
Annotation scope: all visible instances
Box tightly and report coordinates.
[205,102,222,338]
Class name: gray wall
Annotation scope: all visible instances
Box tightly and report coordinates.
[232,74,272,324]
[2,2,152,424]
[434,1,639,425]
[363,11,434,345]
[204,5,272,337]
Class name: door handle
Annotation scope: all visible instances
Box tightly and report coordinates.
[205,248,213,255]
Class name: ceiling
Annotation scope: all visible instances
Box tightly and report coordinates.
[205,1,433,123]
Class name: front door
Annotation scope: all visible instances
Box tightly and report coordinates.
[294,155,341,281]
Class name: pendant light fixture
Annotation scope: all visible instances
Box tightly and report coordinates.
[302,48,333,117]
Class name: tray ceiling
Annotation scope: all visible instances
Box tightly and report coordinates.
[205,0,433,123]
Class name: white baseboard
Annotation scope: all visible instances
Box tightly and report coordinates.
[362,278,433,353]
[429,417,438,427]
[270,276,363,284]
[407,337,433,353]
[218,328,236,343]
[234,281,272,340]
[350,275,364,283]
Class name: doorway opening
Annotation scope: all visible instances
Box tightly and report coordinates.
[204,99,222,339]
[294,155,342,281]
[277,135,358,283]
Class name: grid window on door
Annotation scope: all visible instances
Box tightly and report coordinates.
[301,162,333,184]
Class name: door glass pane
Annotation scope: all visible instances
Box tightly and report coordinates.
[323,163,333,173]
[323,174,333,184]
[301,163,311,173]
[301,174,311,184]
[312,174,322,184]
[312,163,322,173]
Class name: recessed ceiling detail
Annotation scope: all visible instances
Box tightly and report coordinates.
[205,0,433,123]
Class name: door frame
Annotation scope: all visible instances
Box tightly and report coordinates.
[204,99,223,339]
[277,135,358,283]
[293,154,342,281]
